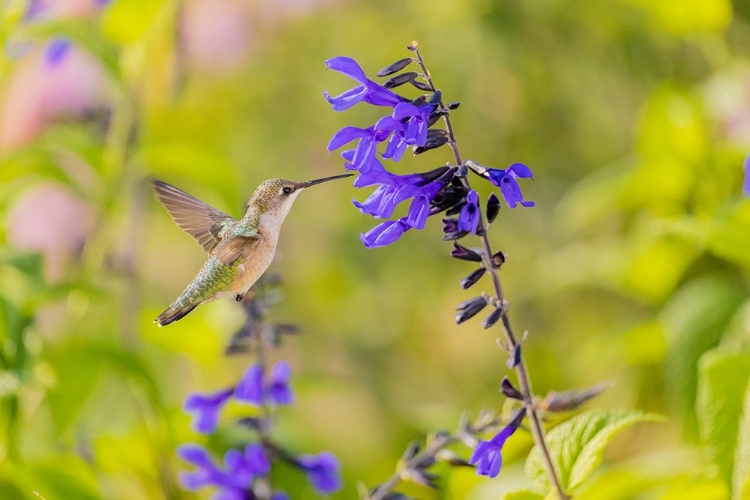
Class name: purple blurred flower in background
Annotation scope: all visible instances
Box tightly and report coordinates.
[234,363,265,405]
[178,443,271,497]
[324,56,404,111]
[298,451,342,494]
[266,361,293,406]
[183,388,233,434]
[743,154,750,197]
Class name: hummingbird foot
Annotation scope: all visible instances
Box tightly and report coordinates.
[235,293,244,302]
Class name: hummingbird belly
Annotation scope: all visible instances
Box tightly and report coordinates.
[229,243,276,294]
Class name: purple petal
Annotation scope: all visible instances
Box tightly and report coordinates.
[361,220,409,248]
[393,102,421,120]
[405,196,430,230]
[244,443,271,475]
[299,452,342,494]
[457,190,480,233]
[234,364,264,405]
[267,361,293,406]
[328,126,370,151]
[183,388,233,434]
[44,37,71,67]
[325,56,367,82]
[743,154,750,197]
[324,86,368,112]
[508,162,533,178]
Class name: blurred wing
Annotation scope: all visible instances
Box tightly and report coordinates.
[152,179,236,254]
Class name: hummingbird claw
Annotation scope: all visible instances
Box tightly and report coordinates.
[235,294,244,302]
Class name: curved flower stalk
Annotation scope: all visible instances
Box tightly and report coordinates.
[177,274,342,499]
[324,43,579,500]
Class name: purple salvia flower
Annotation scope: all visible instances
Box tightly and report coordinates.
[234,364,264,405]
[469,409,525,478]
[298,451,342,494]
[380,102,435,159]
[324,56,405,111]
[183,388,233,434]
[483,163,535,208]
[44,37,72,67]
[266,361,293,406]
[178,443,269,498]
[457,190,480,234]
[328,126,391,172]
[743,154,750,197]
[361,219,410,248]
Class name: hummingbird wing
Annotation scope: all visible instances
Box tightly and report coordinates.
[152,180,236,254]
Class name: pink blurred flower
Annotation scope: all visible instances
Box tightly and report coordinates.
[7,184,95,282]
[181,0,252,72]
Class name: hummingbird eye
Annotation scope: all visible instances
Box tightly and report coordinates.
[281,186,293,196]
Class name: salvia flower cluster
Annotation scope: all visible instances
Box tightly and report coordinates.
[178,275,342,499]
[324,50,534,249]
[324,43,583,500]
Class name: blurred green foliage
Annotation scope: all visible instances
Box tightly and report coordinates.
[0,0,749,498]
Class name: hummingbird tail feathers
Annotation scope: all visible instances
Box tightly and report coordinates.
[155,303,197,327]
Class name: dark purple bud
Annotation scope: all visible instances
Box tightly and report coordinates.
[410,79,432,91]
[460,268,486,290]
[384,71,419,89]
[500,377,523,400]
[486,193,501,224]
[491,250,506,268]
[447,101,461,110]
[441,218,469,241]
[407,44,418,51]
[429,90,442,105]
[427,111,441,127]
[411,95,428,106]
[376,57,414,77]
[507,344,521,368]
[451,242,482,262]
[237,416,262,429]
[455,296,487,324]
[417,165,452,184]
[538,383,609,412]
[481,307,502,329]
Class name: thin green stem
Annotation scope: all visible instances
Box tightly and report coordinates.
[412,43,570,500]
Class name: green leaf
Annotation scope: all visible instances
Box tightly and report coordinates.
[662,274,744,435]
[502,490,545,500]
[525,409,664,492]
[696,347,750,498]
[734,385,750,500]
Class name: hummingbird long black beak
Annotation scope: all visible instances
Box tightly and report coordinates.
[302,173,353,188]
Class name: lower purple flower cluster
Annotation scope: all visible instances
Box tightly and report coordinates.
[179,361,341,498]
[323,55,535,248]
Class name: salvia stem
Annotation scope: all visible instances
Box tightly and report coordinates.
[413,44,570,500]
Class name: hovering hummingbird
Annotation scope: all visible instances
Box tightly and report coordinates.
[152,174,352,326]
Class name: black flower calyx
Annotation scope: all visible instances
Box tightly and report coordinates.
[451,242,482,262]
[376,57,414,77]
[486,193,501,224]
[507,343,521,368]
[481,307,502,329]
[410,79,432,91]
[500,377,523,400]
[460,267,486,290]
[455,296,487,324]
[384,71,419,89]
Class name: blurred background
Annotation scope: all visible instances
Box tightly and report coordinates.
[0,0,749,498]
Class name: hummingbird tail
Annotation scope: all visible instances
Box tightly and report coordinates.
[155,303,198,327]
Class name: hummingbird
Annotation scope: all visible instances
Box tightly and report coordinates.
[152,174,352,326]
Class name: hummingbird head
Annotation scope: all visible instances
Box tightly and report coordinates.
[248,173,352,227]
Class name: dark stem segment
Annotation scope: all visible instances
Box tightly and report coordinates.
[412,43,570,500]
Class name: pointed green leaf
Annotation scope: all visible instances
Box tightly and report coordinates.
[696,348,750,498]
[525,409,664,492]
